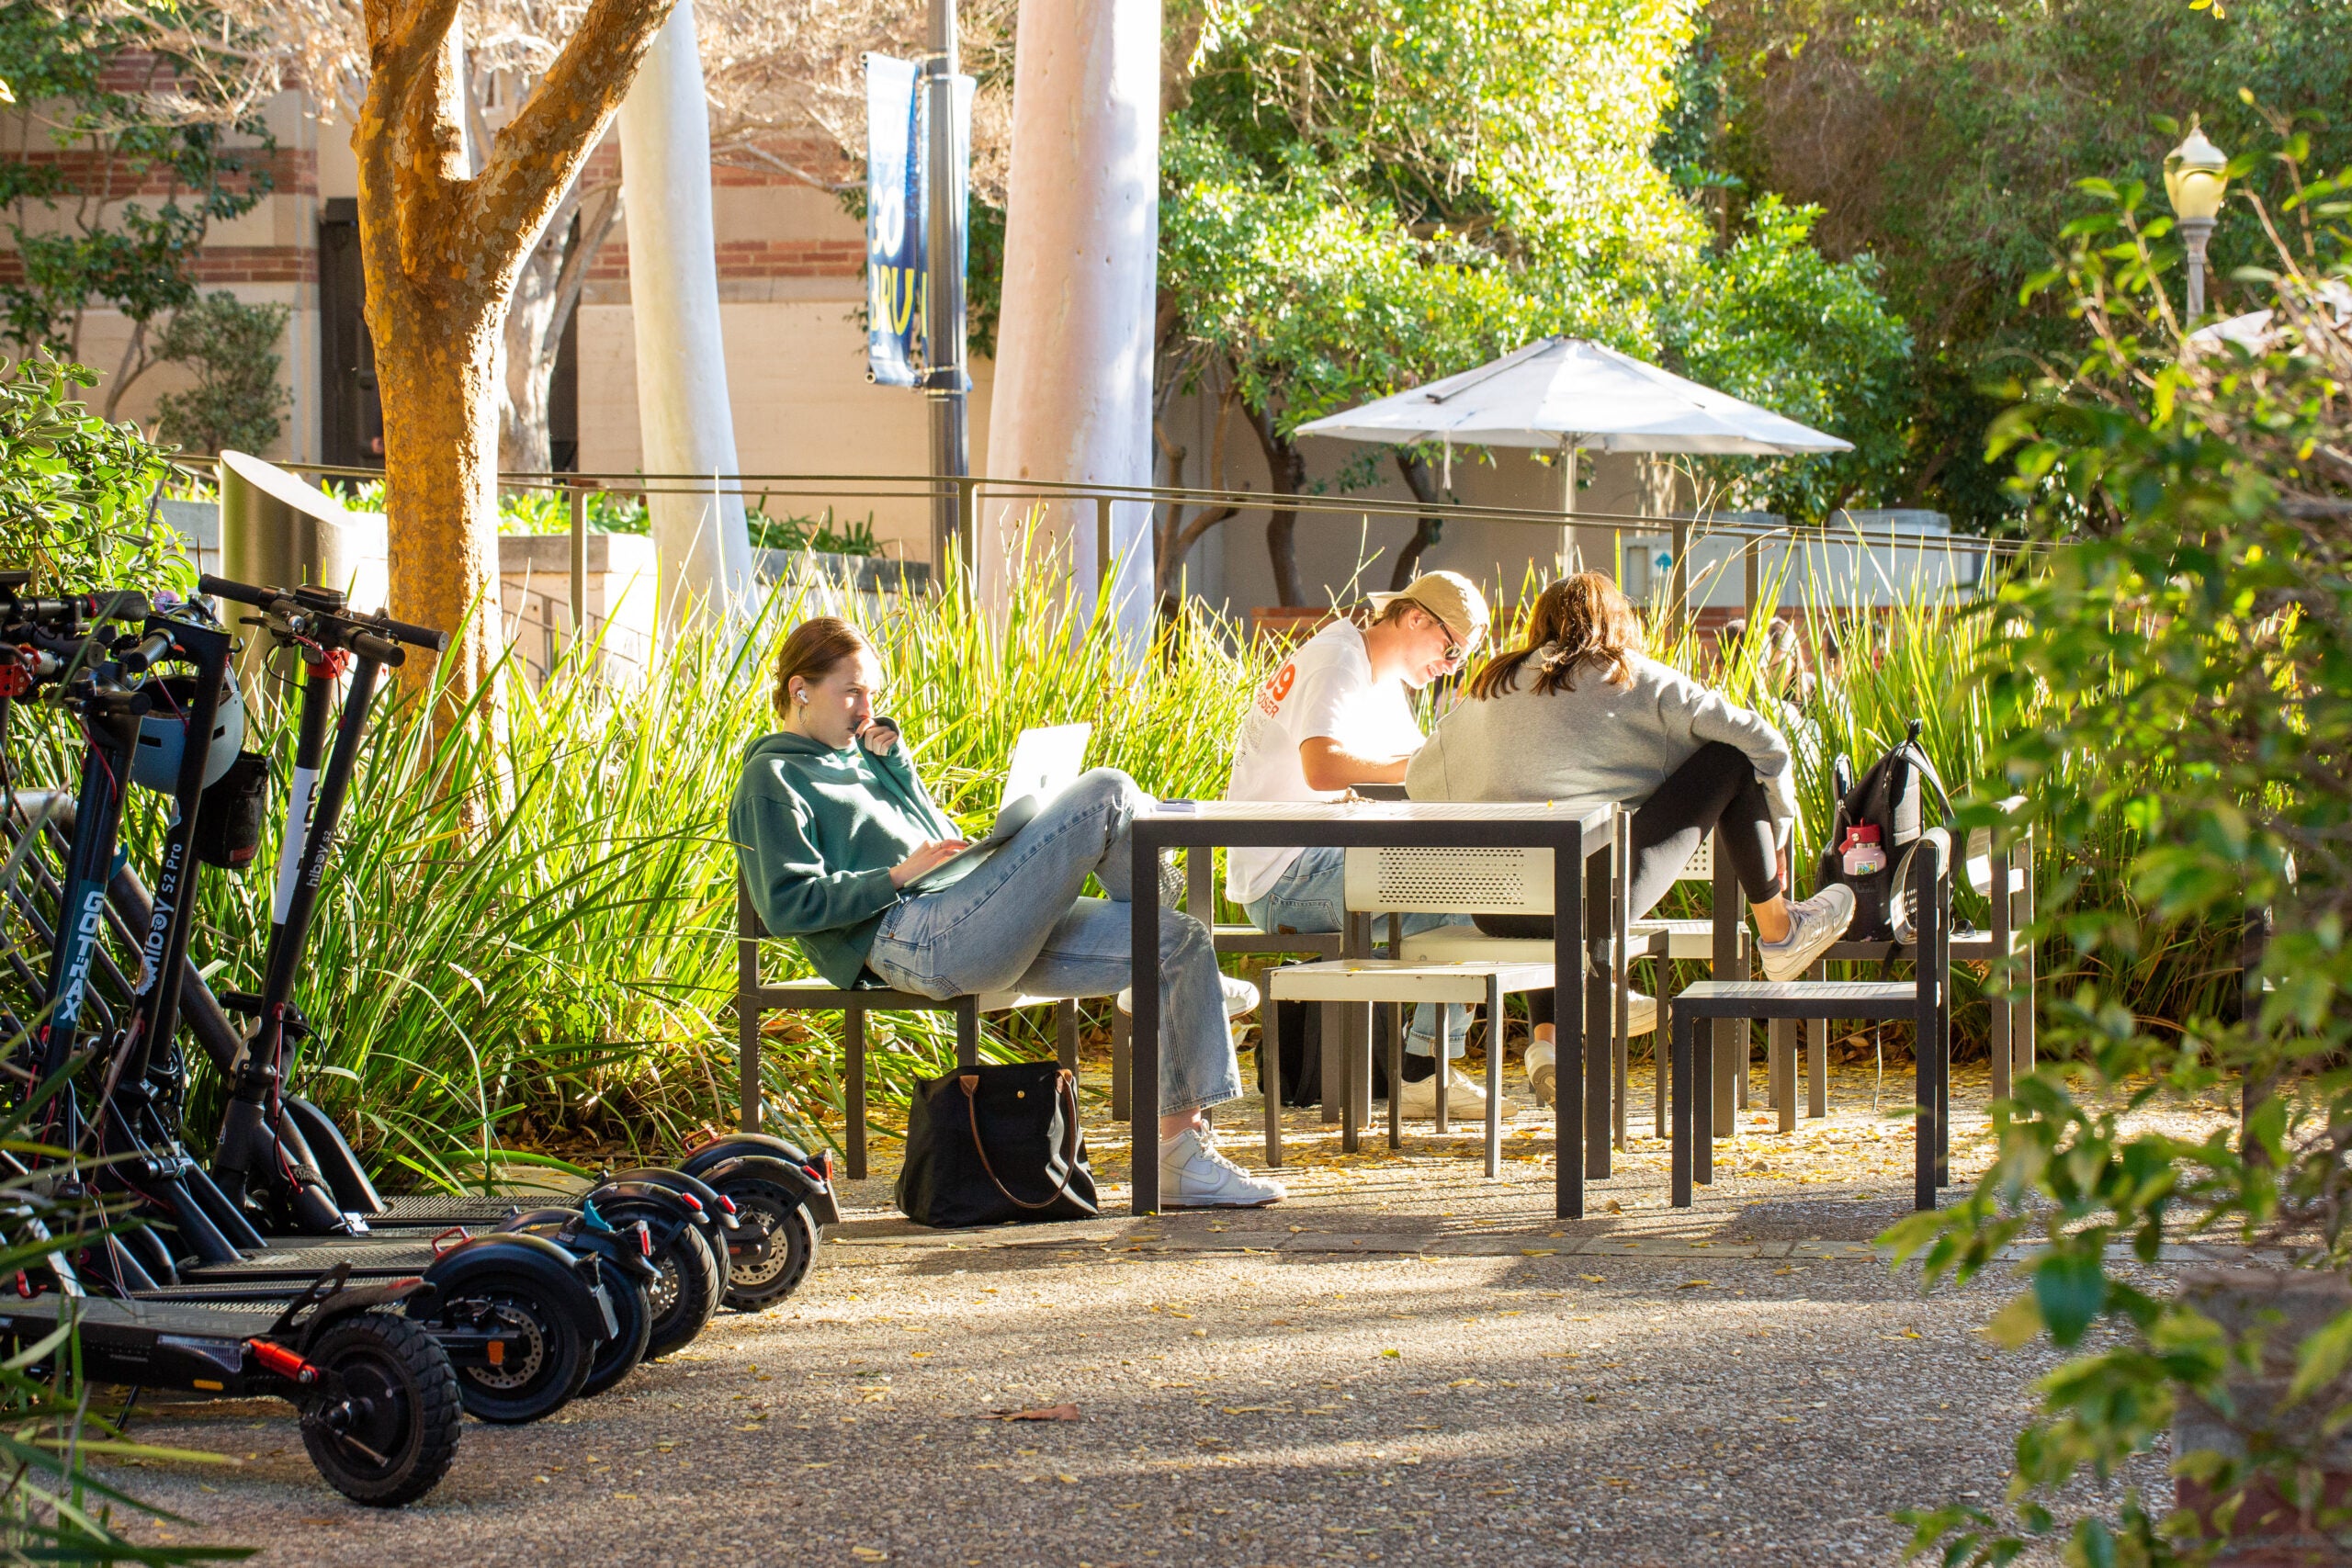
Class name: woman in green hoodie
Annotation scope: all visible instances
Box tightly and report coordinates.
[730,617,1284,1209]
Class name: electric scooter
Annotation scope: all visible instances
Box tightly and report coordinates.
[0,582,625,1424]
[188,576,735,1363]
[189,577,836,1334]
[0,579,459,1506]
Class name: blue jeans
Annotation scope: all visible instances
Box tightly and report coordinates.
[1242,847,1472,1057]
[866,768,1241,1118]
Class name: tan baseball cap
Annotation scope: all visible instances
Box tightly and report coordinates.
[1367,570,1490,651]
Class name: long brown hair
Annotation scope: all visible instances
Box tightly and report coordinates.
[771,616,873,720]
[1464,572,1645,700]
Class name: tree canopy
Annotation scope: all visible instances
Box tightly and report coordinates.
[1699,0,2352,528]
[1155,0,1917,597]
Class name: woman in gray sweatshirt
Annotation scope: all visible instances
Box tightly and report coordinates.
[1406,574,1856,1098]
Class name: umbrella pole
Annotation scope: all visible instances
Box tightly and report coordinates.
[1556,446,1580,579]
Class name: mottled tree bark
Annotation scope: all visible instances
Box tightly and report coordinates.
[354,0,675,718]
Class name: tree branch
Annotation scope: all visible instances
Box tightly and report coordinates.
[546,182,620,360]
[466,0,675,277]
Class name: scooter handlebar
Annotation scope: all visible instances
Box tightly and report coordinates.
[197,575,447,655]
[118,627,175,675]
[197,574,266,607]
[1,589,152,626]
[365,614,447,654]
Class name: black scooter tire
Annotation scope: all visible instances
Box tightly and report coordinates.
[644,1221,720,1361]
[299,1311,461,1507]
[433,1271,591,1424]
[717,1180,819,1312]
[578,1274,654,1399]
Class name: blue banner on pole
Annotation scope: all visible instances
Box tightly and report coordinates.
[864,53,973,389]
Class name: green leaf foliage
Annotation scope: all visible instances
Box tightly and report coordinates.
[0,352,192,591]
[1702,0,2352,530]
[1889,135,2352,1566]
[1159,0,1914,525]
[0,0,277,360]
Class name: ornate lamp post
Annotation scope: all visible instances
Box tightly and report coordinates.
[2164,117,2229,318]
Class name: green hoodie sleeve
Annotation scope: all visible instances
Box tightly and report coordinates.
[863,731,957,839]
[738,780,901,939]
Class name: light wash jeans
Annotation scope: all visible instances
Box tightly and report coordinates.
[1242,846,1472,1057]
[865,768,1241,1117]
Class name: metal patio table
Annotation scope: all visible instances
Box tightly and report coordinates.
[1128,799,1617,1219]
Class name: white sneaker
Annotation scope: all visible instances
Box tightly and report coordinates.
[1118,976,1260,1019]
[1757,885,1858,982]
[1159,1127,1286,1208]
[1523,992,1658,1107]
[1396,1066,1517,1121]
[1524,1038,1557,1107]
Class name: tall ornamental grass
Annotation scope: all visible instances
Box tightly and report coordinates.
[9,552,2229,1180]
[152,565,1276,1183]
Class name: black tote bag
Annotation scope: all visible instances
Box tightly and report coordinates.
[895,1062,1099,1227]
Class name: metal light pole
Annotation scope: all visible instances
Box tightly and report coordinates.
[923,0,970,580]
[2165,117,2229,320]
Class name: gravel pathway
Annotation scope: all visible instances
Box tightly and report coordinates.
[99,1063,2232,1565]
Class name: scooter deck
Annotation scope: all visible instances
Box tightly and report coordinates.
[0,1292,277,1335]
[371,1194,538,1224]
[178,1241,445,1283]
[0,1292,299,1396]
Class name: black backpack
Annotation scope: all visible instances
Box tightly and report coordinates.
[1816,718,1951,943]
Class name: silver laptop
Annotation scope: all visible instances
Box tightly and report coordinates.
[903,723,1091,893]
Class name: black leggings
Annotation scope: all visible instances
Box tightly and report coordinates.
[1476,742,1783,1028]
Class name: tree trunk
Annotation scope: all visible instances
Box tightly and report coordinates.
[369,273,506,700]
[983,0,1162,636]
[1391,449,1444,592]
[354,0,679,718]
[618,0,756,629]
[1245,400,1305,607]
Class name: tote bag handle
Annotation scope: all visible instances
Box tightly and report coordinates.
[958,1069,1085,1212]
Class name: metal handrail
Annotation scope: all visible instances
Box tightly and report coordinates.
[223,458,2024,560]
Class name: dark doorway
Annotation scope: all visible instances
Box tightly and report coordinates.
[549,295,579,472]
[318,197,382,472]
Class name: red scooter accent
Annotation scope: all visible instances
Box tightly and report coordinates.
[248,1339,319,1383]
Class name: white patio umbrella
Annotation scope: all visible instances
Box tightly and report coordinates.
[1294,334,1852,581]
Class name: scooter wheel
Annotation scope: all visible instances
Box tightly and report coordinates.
[578,1274,654,1399]
[436,1273,591,1424]
[715,1179,820,1312]
[299,1311,461,1507]
[643,1220,721,1361]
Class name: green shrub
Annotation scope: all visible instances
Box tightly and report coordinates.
[0,353,191,592]
[153,291,291,457]
[1891,141,2352,1565]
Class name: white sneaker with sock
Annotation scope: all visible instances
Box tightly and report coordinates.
[1523,991,1657,1107]
[1756,885,1858,982]
[1159,1127,1285,1207]
[1396,1065,1517,1121]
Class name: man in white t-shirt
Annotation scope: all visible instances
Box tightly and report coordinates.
[1226,571,1503,1120]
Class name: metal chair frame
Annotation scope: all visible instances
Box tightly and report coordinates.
[1668,831,1953,1211]
[734,877,1114,1181]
